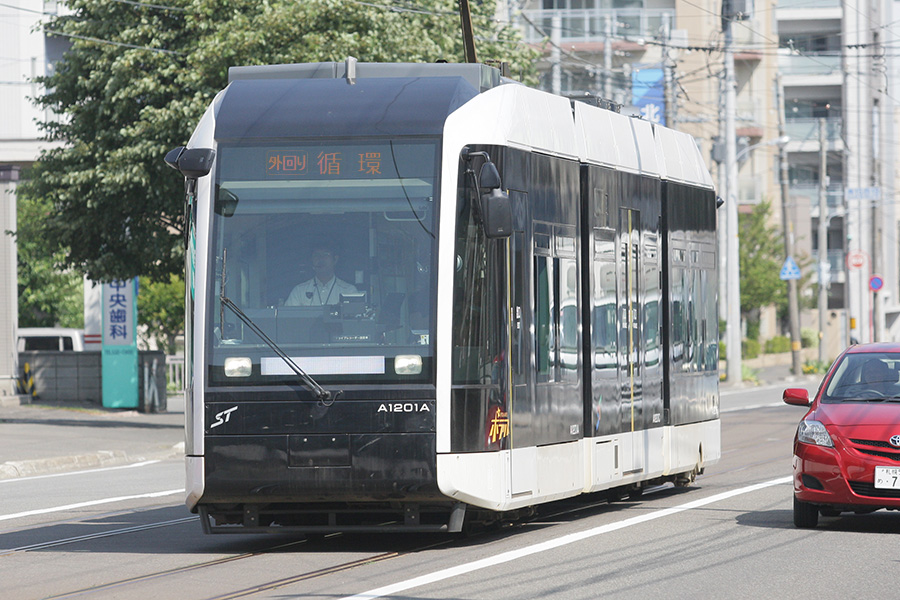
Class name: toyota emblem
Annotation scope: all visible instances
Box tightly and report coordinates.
[890,435,900,448]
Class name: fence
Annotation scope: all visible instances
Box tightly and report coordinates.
[167,355,185,392]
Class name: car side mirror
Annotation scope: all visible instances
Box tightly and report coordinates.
[783,388,811,407]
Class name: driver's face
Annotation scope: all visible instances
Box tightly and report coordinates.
[311,249,336,278]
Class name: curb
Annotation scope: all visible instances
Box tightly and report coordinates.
[0,443,185,481]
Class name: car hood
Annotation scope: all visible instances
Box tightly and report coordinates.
[815,402,900,438]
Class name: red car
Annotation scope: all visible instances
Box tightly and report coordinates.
[784,343,900,528]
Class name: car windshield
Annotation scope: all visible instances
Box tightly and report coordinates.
[821,352,900,402]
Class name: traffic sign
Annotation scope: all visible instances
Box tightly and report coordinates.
[780,257,801,280]
[847,250,867,270]
[870,275,884,292]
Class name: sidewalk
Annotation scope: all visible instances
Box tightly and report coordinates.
[0,394,185,480]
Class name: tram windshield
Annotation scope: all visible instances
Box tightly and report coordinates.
[207,139,438,386]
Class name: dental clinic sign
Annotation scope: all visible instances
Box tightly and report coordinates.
[102,279,138,408]
[103,279,135,345]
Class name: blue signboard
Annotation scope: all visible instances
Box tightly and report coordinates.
[632,68,666,126]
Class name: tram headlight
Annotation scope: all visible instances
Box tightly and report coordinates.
[394,355,422,375]
[224,356,252,377]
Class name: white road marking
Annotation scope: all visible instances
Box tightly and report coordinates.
[0,489,184,522]
[0,460,162,484]
[341,476,793,600]
[720,402,785,413]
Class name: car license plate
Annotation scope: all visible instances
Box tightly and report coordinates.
[874,466,900,489]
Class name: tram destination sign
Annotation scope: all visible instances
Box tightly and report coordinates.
[217,142,437,182]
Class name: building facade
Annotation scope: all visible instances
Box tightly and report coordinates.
[0,0,68,396]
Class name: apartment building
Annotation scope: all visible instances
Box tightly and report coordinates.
[778,0,897,350]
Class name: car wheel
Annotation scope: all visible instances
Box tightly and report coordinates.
[794,496,819,528]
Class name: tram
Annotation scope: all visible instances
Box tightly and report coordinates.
[165,60,720,533]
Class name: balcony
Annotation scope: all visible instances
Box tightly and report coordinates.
[791,184,845,212]
[777,0,839,8]
[778,53,842,77]
[518,8,676,46]
[785,118,842,145]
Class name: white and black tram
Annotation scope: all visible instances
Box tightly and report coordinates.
[165,60,720,533]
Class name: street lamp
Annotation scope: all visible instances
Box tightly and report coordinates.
[723,134,790,384]
[736,135,790,163]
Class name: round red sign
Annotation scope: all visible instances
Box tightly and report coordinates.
[847,251,867,269]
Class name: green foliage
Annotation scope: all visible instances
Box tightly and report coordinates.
[764,335,792,354]
[745,319,760,342]
[742,364,760,384]
[138,274,184,354]
[15,193,83,327]
[802,360,830,375]
[801,327,818,348]
[20,0,539,282]
[739,201,787,319]
[742,338,760,359]
[719,340,726,361]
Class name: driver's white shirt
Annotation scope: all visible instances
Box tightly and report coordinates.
[285,277,358,306]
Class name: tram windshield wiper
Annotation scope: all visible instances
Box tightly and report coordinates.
[219,295,340,404]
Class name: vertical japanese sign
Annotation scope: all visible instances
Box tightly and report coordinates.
[101,279,138,408]
[632,68,666,126]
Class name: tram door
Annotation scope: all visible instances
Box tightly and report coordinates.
[509,194,536,497]
[618,208,643,474]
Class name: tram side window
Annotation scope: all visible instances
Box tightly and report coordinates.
[534,229,578,384]
[534,254,555,383]
[452,180,506,385]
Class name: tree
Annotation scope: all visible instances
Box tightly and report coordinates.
[739,201,787,335]
[15,193,83,328]
[19,0,538,284]
[138,274,184,354]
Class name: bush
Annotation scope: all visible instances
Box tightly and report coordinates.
[742,364,760,384]
[764,335,792,354]
[801,328,818,348]
[719,341,726,360]
[803,360,830,375]
[742,338,760,359]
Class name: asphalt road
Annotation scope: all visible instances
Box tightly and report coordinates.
[3,378,898,600]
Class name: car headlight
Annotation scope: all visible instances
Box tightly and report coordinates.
[797,419,834,447]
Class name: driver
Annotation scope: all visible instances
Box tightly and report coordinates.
[285,245,358,306]
[860,359,895,392]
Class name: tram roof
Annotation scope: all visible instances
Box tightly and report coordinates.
[228,61,509,92]
[215,63,496,141]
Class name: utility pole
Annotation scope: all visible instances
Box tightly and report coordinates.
[604,15,612,100]
[551,14,561,96]
[776,74,802,375]
[723,0,741,383]
[662,15,674,127]
[817,118,828,363]
[459,0,477,63]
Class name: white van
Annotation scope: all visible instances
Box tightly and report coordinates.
[17,328,85,352]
